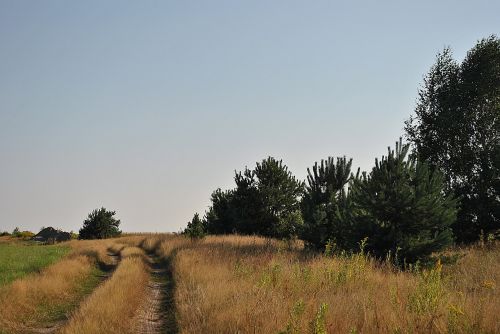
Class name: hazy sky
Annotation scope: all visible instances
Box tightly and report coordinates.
[0,1,498,233]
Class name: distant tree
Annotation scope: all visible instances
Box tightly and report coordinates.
[301,157,358,250]
[405,35,500,243]
[183,213,206,239]
[351,139,456,264]
[12,227,20,237]
[79,208,122,240]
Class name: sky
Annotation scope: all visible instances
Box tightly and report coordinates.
[0,1,498,233]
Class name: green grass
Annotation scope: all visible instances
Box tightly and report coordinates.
[0,242,70,287]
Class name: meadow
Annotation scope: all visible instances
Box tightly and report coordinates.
[0,235,498,334]
[0,239,70,287]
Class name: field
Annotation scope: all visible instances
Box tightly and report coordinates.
[0,239,70,287]
[0,235,498,334]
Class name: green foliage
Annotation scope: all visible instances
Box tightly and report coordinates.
[183,213,206,239]
[78,207,122,240]
[279,299,306,334]
[309,303,329,334]
[204,157,303,239]
[351,139,456,264]
[11,227,35,239]
[12,227,20,237]
[0,243,70,287]
[405,35,500,243]
[205,188,236,234]
[408,261,446,315]
[301,157,358,250]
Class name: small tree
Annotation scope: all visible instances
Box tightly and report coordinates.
[79,207,122,240]
[204,157,303,239]
[301,156,357,250]
[183,213,206,239]
[233,157,304,238]
[12,227,20,237]
[352,139,456,264]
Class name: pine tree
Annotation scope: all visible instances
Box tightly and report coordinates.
[352,139,456,264]
[79,208,121,240]
[301,157,357,250]
[183,213,206,239]
[203,157,303,239]
[205,188,236,234]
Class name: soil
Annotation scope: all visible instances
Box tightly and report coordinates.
[133,254,169,334]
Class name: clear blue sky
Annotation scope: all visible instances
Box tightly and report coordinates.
[1,1,498,233]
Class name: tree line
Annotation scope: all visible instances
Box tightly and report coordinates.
[184,36,499,265]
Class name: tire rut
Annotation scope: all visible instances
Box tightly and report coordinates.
[133,254,169,334]
[24,251,120,334]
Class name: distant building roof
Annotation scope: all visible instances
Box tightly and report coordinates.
[34,227,71,242]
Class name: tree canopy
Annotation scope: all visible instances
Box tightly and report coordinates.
[405,35,500,242]
[205,157,303,239]
[79,207,122,240]
[351,139,456,264]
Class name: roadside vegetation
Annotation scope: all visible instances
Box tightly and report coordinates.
[162,235,499,334]
[0,239,117,333]
[61,242,149,334]
[0,240,70,287]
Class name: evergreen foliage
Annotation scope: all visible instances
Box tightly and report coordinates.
[183,213,206,239]
[205,157,303,238]
[351,139,456,264]
[405,35,500,243]
[301,157,357,250]
[205,189,236,234]
[79,207,122,240]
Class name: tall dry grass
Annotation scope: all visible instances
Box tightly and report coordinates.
[61,246,149,334]
[167,235,499,334]
[0,239,119,332]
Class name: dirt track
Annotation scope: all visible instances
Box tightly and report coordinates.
[26,251,120,334]
[133,254,168,334]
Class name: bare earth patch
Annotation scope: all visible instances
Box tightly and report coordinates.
[133,254,168,334]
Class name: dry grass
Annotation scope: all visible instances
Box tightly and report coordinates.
[164,235,499,334]
[0,239,120,332]
[0,256,93,332]
[61,246,149,334]
[1,234,497,333]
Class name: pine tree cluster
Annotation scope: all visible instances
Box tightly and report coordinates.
[184,36,499,265]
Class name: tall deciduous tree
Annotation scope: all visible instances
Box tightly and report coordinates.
[79,207,121,240]
[352,139,456,264]
[405,36,500,242]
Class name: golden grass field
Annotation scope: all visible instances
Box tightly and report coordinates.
[0,234,498,334]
